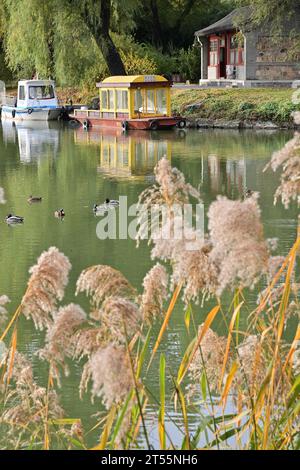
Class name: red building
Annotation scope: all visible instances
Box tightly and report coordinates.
[195,6,300,87]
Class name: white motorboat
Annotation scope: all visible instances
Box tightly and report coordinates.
[1,79,62,121]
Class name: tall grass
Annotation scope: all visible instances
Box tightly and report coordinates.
[0,132,299,450]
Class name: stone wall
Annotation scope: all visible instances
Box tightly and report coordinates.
[254,35,300,80]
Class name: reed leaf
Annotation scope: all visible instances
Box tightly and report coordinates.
[176,384,190,450]
[136,328,151,379]
[177,305,220,386]
[110,391,133,449]
[220,361,238,410]
[283,324,300,372]
[147,282,182,371]
[184,304,192,332]
[201,371,207,402]
[6,327,17,386]
[219,301,243,390]
[158,354,166,449]
[91,405,116,450]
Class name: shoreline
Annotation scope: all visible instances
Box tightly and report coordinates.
[185,118,299,130]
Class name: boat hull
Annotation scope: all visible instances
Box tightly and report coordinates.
[71,113,185,131]
[1,106,62,121]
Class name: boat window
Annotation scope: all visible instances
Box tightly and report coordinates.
[147,90,155,113]
[134,89,144,113]
[18,86,25,101]
[108,90,115,110]
[156,89,167,114]
[29,85,55,100]
[116,90,128,110]
[101,90,108,109]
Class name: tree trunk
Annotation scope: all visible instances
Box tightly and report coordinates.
[83,0,126,76]
[150,0,164,48]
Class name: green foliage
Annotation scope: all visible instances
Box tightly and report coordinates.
[256,101,297,122]
[0,0,233,87]
[235,0,300,56]
[176,47,201,82]
[3,0,53,77]
[134,0,234,50]
[121,51,157,76]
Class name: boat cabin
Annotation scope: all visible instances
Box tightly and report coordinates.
[73,75,185,130]
[17,80,58,109]
[97,75,171,120]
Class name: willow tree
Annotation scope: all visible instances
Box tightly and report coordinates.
[0,0,139,80]
[235,0,300,55]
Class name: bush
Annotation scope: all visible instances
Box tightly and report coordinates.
[176,46,201,82]
[120,50,157,76]
[256,102,280,120]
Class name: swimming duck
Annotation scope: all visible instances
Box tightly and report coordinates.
[54,208,65,218]
[28,195,42,203]
[105,198,119,207]
[93,199,119,214]
[93,203,107,213]
[5,214,24,224]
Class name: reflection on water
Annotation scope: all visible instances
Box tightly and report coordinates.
[1,120,59,163]
[75,128,181,181]
[0,123,298,448]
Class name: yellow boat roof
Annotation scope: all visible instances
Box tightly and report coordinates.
[97,75,169,88]
[103,75,168,83]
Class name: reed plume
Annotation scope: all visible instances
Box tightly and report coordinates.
[76,265,135,307]
[141,263,169,323]
[1,349,64,435]
[39,304,87,380]
[188,326,229,394]
[0,295,10,328]
[100,296,141,344]
[136,157,201,247]
[21,247,72,330]
[208,195,269,296]
[236,335,266,394]
[266,133,300,208]
[90,345,134,409]
[171,237,218,304]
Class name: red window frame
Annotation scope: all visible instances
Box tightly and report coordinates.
[208,35,220,78]
[227,32,244,66]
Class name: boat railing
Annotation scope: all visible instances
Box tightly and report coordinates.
[74,109,101,119]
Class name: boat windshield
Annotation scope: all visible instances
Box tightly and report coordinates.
[29,85,55,100]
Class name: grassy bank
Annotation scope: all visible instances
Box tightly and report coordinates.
[56,86,300,126]
[172,88,300,124]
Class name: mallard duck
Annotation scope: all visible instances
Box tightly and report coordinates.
[5,214,24,224]
[54,208,65,218]
[93,203,107,213]
[93,199,119,213]
[28,195,42,203]
[105,198,119,207]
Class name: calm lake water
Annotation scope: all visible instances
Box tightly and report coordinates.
[0,122,298,448]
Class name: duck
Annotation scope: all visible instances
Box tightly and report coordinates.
[5,214,24,224]
[28,195,42,203]
[93,203,108,214]
[54,208,65,218]
[105,198,119,207]
[93,199,119,213]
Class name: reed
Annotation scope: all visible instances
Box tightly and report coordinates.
[0,134,299,450]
